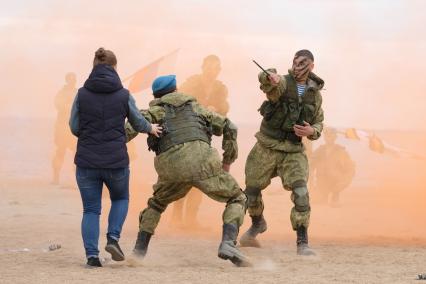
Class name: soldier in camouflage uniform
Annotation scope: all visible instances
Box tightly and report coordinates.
[126,75,250,266]
[240,50,324,255]
[171,55,230,228]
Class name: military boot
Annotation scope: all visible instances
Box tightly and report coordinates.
[218,224,251,267]
[239,215,267,247]
[296,225,316,256]
[133,231,152,258]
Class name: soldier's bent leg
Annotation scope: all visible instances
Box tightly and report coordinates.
[218,223,251,267]
[290,181,315,256]
[218,193,251,267]
[278,152,314,255]
[222,191,247,226]
[194,172,251,267]
[139,197,168,234]
[242,143,279,248]
[134,182,191,257]
[240,187,267,248]
[133,198,167,257]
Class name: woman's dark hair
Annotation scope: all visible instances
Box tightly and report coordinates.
[93,47,117,67]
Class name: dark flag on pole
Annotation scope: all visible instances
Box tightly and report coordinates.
[125,49,179,94]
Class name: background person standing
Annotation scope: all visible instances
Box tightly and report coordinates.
[52,72,77,185]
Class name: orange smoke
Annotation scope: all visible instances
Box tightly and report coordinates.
[1,0,425,244]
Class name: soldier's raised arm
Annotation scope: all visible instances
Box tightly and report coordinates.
[258,68,287,103]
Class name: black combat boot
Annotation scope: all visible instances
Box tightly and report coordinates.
[239,215,267,247]
[296,225,316,256]
[218,223,251,267]
[133,231,152,258]
[105,236,125,261]
[86,257,102,268]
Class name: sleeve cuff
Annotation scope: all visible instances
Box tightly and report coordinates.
[307,128,321,140]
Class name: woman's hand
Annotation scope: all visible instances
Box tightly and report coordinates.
[150,124,163,137]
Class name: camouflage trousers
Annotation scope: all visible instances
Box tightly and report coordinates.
[245,142,310,230]
[138,171,246,234]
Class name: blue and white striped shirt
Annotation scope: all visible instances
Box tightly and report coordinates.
[296,84,306,96]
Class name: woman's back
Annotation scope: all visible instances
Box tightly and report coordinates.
[76,64,130,168]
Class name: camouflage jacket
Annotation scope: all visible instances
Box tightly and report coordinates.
[125,92,238,181]
[256,69,324,153]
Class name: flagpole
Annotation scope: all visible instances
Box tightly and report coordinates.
[122,48,180,83]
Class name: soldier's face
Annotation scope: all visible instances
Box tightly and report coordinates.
[202,61,221,80]
[292,56,314,73]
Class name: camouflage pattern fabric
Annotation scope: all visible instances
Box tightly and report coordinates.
[290,208,310,230]
[125,92,244,234]
[258,69,324,141]
[139,170,246,234]
[245,142,310,229]
[245,142,309,190]
[125,92,238,164]
[244,69,324,230]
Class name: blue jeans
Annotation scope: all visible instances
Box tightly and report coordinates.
[76,167,130,258]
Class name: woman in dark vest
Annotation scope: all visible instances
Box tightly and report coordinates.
[69,47,162,267]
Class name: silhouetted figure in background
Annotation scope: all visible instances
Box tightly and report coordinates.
[311,128,356,206]
[51,72,77,184]
[171,55,230,228]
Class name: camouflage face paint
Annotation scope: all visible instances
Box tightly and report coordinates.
[292,55,312,83]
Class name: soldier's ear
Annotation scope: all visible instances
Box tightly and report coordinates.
[310,62,315,71]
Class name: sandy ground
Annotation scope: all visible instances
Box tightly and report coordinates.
[1,179,425,284]
[1,120,425,283]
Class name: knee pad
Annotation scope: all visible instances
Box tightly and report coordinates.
[244,187,261,201]
[227,191,247,210]
[292,186,310,212]
[147,198,167,213]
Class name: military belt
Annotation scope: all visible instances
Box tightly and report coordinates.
[260,125,302,144]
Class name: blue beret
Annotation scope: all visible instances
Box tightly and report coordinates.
[152,75,176,97]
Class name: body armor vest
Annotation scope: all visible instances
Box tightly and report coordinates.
[259,74,320,144]
[148,102,212,155]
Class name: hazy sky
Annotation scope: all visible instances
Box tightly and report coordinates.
[1,0,425,130]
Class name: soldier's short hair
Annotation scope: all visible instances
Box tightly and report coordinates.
[295,50,314,62]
